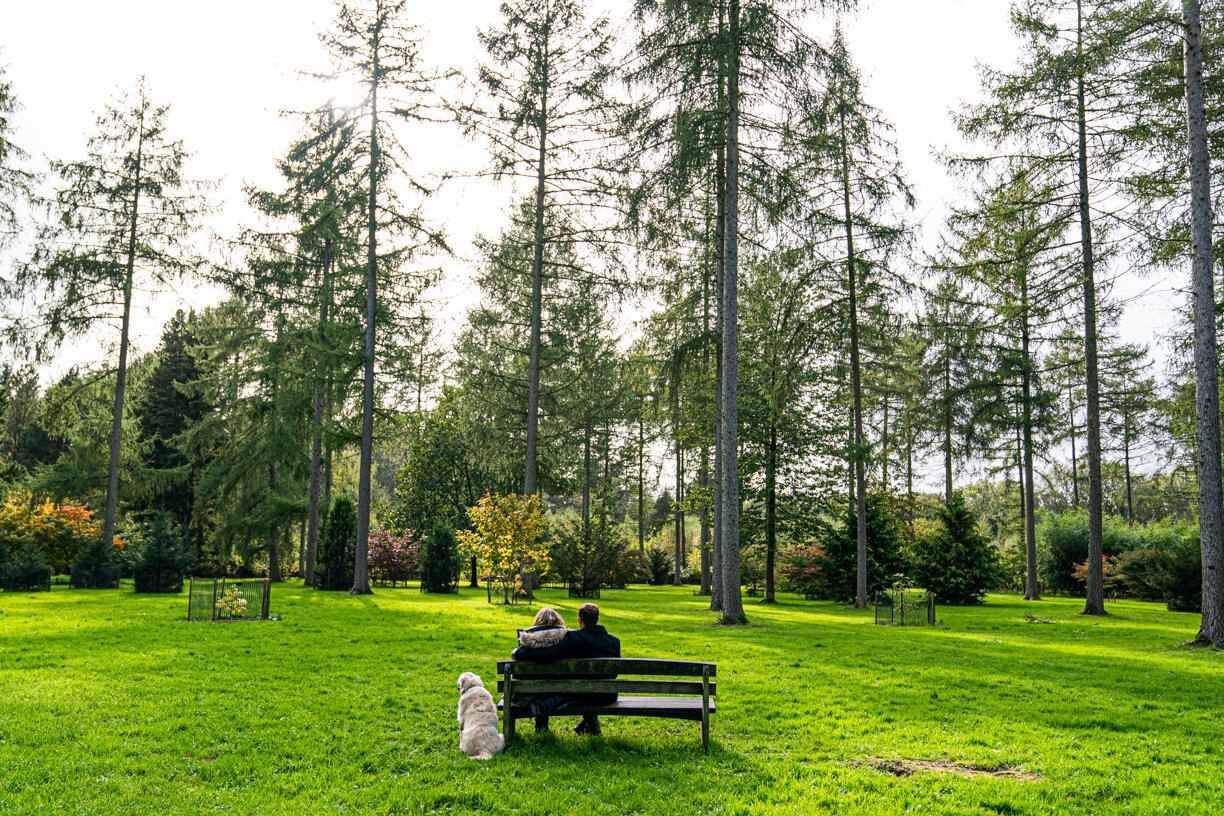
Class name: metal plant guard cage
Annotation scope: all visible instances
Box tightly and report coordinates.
[874,588,936,626]
[187,577,271,621]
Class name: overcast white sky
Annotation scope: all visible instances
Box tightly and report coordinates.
[0,0,1183,398]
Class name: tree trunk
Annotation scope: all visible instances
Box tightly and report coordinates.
[710,116,726,614]
[717,0,745,624]
[268,463,281,582]
[638,406,645,550]
[102,118,144,551]
[674,386,683,586]
[1069,383,1080,507]
[841,101,869,611]
[352,45,380,597]
[943,305,953,505]
[1021,280,1040,600]
[305,241,332,588]
[1076,0,1104,616]
[699,447,711,595]
[764,422,777,603]
[1016,421,1025,533]
[583,411,592,541]
[518,28,551,603]
[1124,414,1133,525]
[1184,0,1223,646]
[524,35,549,501]
[881,393,889,492]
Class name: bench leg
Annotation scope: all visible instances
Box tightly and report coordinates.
[504,673,514,744]
[701,666,710,752]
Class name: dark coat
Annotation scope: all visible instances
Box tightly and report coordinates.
[512,624,620,662]
[512,623,621,705]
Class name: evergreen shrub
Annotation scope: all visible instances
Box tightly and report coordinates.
[128,513,193,593]
[909,491,1003,605]
[317,496,356,591]
[644,545,673,585]
[420,520,462,593]
[549,508,624,598]
[797,492,905,604]
[1,542,51,592]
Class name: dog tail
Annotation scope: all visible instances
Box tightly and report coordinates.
[471,734,505,761]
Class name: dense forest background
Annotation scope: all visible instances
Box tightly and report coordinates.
[0,0,1221,642]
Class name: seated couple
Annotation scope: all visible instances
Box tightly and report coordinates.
[512,602,620,736]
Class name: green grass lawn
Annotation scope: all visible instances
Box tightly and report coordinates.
[1,583,1220,815]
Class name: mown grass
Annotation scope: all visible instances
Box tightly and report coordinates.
[0,582,1220,815]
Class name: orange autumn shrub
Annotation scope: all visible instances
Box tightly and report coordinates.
[0,493,118,573]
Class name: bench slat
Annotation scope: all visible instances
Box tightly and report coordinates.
[499,695,715,722]
[497,679,716,696]
[498,658,716,677]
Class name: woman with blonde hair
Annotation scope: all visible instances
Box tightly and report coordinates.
[518,607,567,649]
[512,607,571,732]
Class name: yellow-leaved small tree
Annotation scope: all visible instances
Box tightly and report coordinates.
[458,492,548,604]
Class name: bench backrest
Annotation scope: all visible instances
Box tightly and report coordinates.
[497,658,716,698]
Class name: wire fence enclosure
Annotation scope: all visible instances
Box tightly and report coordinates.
[875,590,937,626]
[186,577,271,621]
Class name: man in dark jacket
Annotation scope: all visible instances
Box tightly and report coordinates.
[512,602,620,736]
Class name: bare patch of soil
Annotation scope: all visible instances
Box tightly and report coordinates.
[865,757,1042,781]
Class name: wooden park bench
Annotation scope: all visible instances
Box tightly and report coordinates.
[496,658,717,750]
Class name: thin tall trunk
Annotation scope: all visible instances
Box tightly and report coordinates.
[764,423,777,603]
[841,100,868,611]
[518,27,551,603]
[524,33,550,500]
[417,340,425,413]
[582,412,592,540]
[102,116,144,550]
[881,393,889,492]
[699,448,711,595]
[1069,383,1080,507]
[674,391,683,586]
[1016,421,1025,532]
[638,404,645,551]
[942,307,953,505]
[906,414,914,538]
[1184,0,1223,646]
[305,241,332,588]
[1021,278,1040,600]
[1076,0,1105,615]
[717,0,745,624]
[353,37,382,597]
[268,463,281,582]
[1123,415,1133,525]
[710,115,726,613]
[700,247,712,596]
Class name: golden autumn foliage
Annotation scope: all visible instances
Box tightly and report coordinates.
[0,493,122,573]
[457,492,548,604]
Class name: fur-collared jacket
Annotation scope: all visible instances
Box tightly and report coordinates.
[517,624,568,649]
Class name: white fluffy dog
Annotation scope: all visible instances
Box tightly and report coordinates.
[456,672,504,760]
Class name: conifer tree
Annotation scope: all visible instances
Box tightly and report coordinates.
[954,0,1159,615]
[319,0,448,595]
[947,164,1072,599]
[6,79,208,552]
[0,58,31,250]
[457,0,622,504]
[790,25,912,609]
